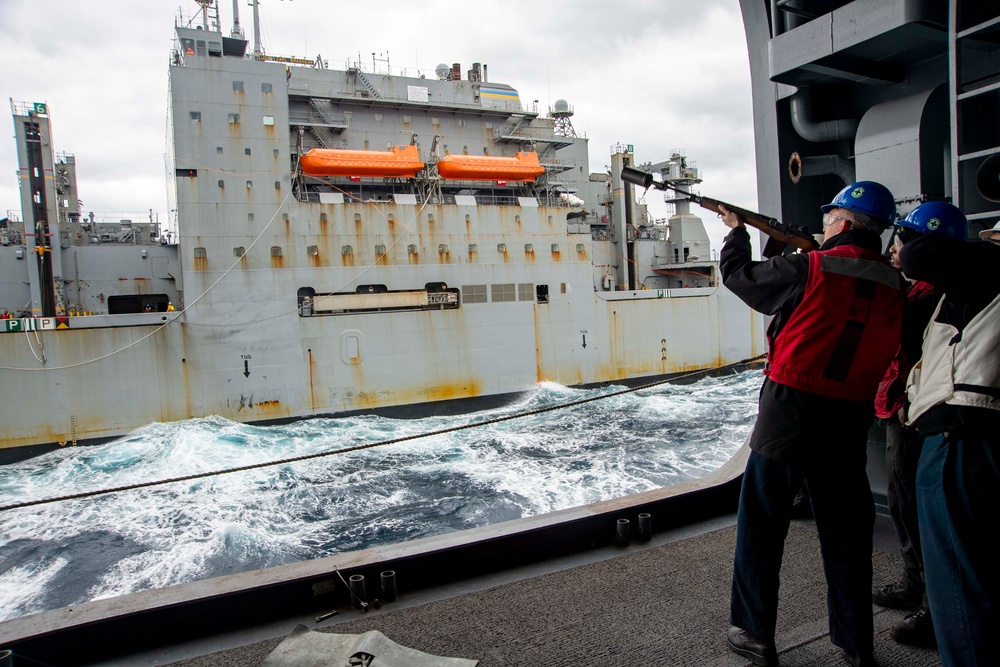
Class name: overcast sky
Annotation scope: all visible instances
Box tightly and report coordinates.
[0,0,756,253]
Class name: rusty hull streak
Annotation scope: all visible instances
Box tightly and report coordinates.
[308,348,316,411]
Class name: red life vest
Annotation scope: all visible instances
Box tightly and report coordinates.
[766,245,905,400]
[874,280,940,418]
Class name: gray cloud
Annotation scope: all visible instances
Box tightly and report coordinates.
[0,0,758,246]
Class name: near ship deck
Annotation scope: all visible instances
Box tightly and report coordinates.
[94,514,939,667]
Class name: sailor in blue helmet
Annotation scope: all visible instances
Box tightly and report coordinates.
[899,205,1000,667]
[718,181,907,667]
[872,201,969,650]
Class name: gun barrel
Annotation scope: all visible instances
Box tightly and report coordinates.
[620,166,655,189]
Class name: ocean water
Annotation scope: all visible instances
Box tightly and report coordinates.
[0,370,762,623]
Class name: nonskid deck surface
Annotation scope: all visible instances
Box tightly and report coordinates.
[133,516,939,667]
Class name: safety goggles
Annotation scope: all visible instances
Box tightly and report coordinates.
[890,226,924,248]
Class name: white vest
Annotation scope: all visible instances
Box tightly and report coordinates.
[906,292,1000,425]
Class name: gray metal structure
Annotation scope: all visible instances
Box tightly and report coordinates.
[0,4,764,459]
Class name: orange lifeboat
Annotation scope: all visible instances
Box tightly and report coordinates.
[436,151,545,182]
[299,145,425,178]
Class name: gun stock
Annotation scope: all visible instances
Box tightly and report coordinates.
[693,196,820,256]
[620,166,820,258]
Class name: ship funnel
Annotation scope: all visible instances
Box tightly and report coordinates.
[451,63,461,81]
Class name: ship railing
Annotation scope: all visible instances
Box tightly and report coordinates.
[493,125,577,147]
[295,189,532,208]
[289,107,350,131]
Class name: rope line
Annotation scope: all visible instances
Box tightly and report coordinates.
[0,354,765,513]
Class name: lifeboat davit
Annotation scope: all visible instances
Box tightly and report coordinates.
[299,145,425,178]
[436,151,545,182]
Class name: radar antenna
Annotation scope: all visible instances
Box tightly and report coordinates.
[550,100,576,138]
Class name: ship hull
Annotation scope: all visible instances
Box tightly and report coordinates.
[0,212,763,453]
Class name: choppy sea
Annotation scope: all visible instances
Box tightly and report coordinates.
[0,370,762,623]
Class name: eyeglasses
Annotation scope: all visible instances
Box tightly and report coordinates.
[823,213,849,229]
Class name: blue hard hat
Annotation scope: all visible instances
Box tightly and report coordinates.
[897,201,968,241]
[820,181,897,227]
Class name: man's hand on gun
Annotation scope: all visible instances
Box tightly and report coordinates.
[718,204,744,230]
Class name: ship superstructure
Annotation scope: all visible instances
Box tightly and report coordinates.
[0,2,764,457]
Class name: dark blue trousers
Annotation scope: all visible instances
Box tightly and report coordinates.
[917,432,1000,667]
[885,420,925,597]
[731,448,875,655]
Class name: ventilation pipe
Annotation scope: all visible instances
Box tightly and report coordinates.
[790,88,859,143]
[788,151,856,186]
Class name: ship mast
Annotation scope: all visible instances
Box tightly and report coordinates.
[231,0,244,38]
[193,0,219,32]
[251,0,263,58]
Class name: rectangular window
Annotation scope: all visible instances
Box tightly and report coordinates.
[228,113,240,124]
[262,82,273,93]
[233,80,244,91]
[518,283,534,301]
[175,168,197,177]
[462,285,487,304]
[263,115,274,126]
[189,111,201,121]
[491,283,516,302]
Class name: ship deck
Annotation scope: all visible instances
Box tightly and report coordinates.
[92,514,939,667]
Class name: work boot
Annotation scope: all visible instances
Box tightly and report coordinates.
[839,648,878,667]
[726,626,778,666]
[889,607,937,649]
[872,581,922,610]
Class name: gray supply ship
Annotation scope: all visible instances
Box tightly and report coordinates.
[1,1,994,665]
[0,0,765,460]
